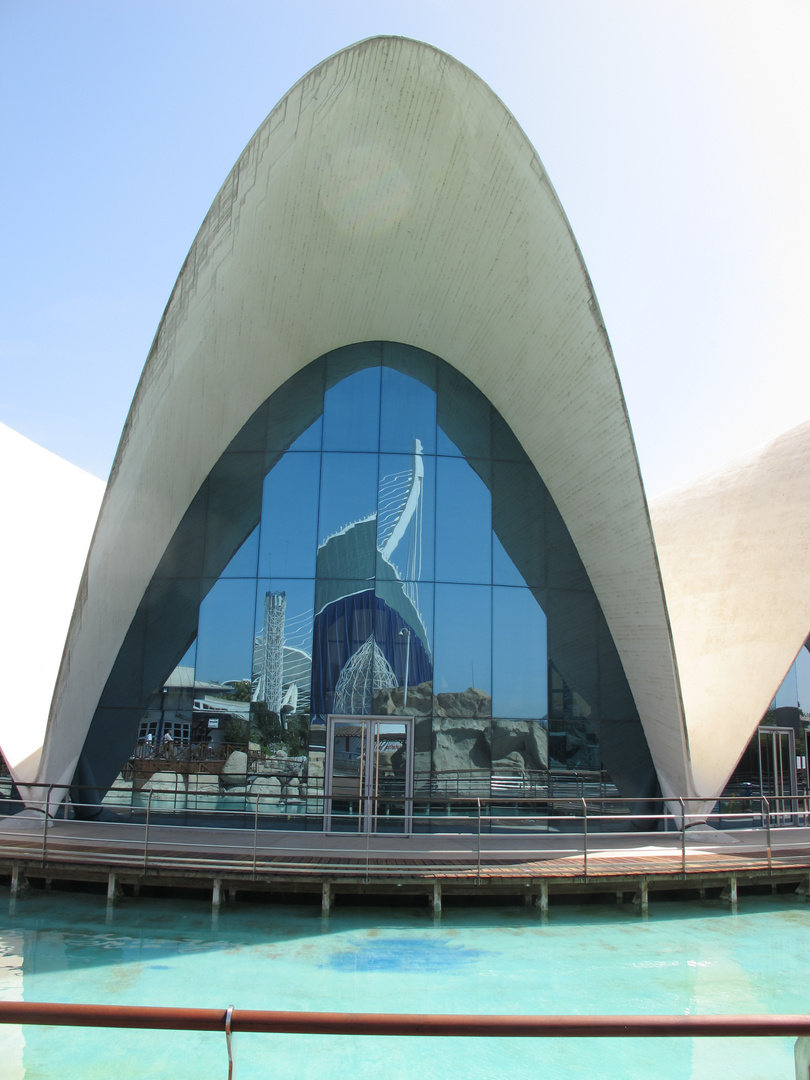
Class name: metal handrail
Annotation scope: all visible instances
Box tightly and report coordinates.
[3,1001,810,1036]
[4,783,808,882]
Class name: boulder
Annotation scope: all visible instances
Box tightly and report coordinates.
[221,751,249,786]
[142,771,183,794]
[434,687,492,720]
[491,720,548,772]
[432,719,491,772]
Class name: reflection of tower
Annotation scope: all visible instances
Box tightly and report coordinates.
[252,591,286,716]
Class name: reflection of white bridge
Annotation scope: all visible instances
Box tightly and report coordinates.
[377,438,425,611]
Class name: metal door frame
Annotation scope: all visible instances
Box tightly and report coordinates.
[758,726,797,824]
[323,714,415,834]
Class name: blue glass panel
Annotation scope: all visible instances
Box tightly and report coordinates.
[323,349,381,452]
[258,453,321,578]
[317,453,378,578]
[434,583,492,707]
[492,586,548,719]
[195,578,257,686]
[379,362,437,454]
[435,457,491,584]
[377,452,435,583]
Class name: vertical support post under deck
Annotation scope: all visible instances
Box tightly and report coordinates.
[432,882,442,916]
[321,882,332,916]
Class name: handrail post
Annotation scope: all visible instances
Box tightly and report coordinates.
[764,797,771,871]
[225,1004,236,1079]
[679,797,686,875]
[365,799,371,884]
[477,798,481,884]
[581,797,587,881]
[144,790,153,871]
[41,785,52,865]
[252,795,260,879]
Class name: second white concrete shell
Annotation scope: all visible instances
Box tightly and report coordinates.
[651,420,810,798]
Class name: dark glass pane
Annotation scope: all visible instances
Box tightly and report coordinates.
[435,457,491,583]
[434,583,491,709]
[317,453,378,579]
[437,363,491,459]
[377,452,435,583]
[492,410,529,462]
[546,589,598,721]
[152,483,208,580]
[492,460,545,587]
[195,578,257,686]
[259,453,321,578]
[380,360,437,454]
[545,492,590,592]
[492,586,547,720]
[324,347,381,451]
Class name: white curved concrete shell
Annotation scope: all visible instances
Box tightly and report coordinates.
[35,36,692,801]
[650,420,810,798]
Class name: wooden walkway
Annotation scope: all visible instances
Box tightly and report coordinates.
[2,817,810,909]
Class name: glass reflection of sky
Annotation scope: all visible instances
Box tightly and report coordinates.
[259,454,320,577]
[493,586,548,718]
[379,365,436,454]
[323,366,380,452]
[774,647,810,711]
[435,457,491,584]
[318,453,378,547]
[195,578,257,684]
[434,584,492,696]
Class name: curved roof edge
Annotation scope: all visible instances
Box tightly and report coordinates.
[651,419,810,797]
[38,36,692,799]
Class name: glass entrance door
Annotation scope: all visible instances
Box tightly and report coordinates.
[758,726,797,824]
[324,716,414,833]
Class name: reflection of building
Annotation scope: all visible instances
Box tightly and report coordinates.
[252,591,286,715]
[3,38,809,829]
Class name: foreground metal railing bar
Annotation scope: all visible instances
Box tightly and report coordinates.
[5,1005,810,1080]
[4,1001,810,1034]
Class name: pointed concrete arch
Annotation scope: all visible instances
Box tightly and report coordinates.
[36,36,693,802]
[650,420,810,798]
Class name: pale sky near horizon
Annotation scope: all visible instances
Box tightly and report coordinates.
[1,0,808,497]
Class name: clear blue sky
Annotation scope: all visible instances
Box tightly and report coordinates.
[1,0,808,495]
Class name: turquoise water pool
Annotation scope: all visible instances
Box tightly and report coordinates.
[1,889,808,1079]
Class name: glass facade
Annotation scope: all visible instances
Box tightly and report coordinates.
[83,342,657,823]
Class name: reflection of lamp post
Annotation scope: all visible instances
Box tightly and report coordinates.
[398,628,411,708]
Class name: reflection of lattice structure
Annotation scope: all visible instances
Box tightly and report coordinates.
[252,591,286,715]
[333,634,398,715]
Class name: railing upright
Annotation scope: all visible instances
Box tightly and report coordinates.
[581,798,587,880]
[41,785,52,866]
[477,798,482,884]
[252,795,260,879]
[763,797,771,870]
[143,790,153,871]
[679,797,686,875]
